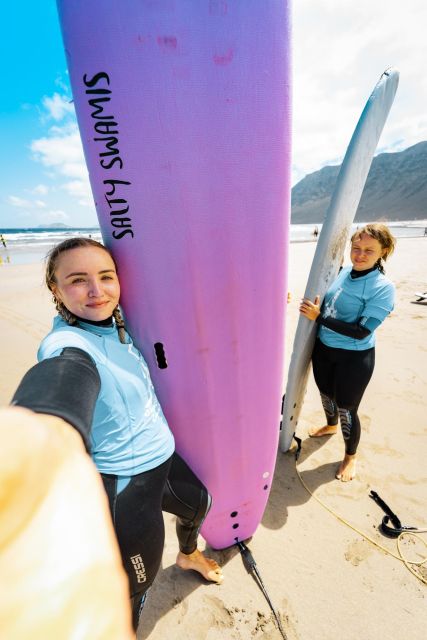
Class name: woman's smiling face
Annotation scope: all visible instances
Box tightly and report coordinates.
[50,246,120,321]
[350,233,384,271]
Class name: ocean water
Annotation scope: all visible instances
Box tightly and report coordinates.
[0,228,102,265]
[0,221,426,265]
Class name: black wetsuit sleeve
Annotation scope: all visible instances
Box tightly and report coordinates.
[316,315,372,340]
[11,347,100,452]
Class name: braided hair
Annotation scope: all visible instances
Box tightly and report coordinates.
[46,237,128,344]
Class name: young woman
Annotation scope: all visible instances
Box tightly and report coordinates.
[36,237,223,630]
[299,223,396,482]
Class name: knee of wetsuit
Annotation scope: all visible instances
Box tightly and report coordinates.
[196,487,212,524]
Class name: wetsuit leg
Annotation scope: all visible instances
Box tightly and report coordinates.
[161,452,211,555]
[312,341,375,455]
[334,347,375,455]
[101,456,172,630]
[312,340,339,426]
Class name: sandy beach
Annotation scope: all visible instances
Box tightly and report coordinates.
[0,237,426,640]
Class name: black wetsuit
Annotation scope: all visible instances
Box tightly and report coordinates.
[311,340,375,454]
[312,265,389,455]
[101,452,211,628]
[13,322,211,630]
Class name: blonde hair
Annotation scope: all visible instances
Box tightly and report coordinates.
[45,237,127,343]
[351,223,396,273]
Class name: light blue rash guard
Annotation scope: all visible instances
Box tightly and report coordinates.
[318,266,395,351]
[38,316,175,475]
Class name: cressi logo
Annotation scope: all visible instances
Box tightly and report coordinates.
[130,553,147,584]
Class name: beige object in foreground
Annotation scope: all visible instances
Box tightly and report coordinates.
[0,407,133,639]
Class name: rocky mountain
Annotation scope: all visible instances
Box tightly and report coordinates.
[291,141,427,223]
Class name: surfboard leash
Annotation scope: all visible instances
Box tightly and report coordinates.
[369,490,424,538]
[236,540,288,639]
[292,438,427,585]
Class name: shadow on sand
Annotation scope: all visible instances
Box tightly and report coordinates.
[262,434,339,531]
[137,544,238,639]
[138,434,338,638]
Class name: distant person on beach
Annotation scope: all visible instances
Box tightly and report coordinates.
[313,226,319,239]
[0,233,10,264]
[20,237,223,631]
[299,223,396,481]
[424,227,427,237]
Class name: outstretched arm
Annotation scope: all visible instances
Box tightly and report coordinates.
[1,355,134,639]
[11,347,100,451]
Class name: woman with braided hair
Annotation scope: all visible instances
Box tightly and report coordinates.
[300,223,396,482]
[37,237,223,631]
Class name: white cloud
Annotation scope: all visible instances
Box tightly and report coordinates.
[39,209,69,223]
[8,195,31,208]
[31,125,89,181]
[8,196,46,209]
[42,93,75,121]
[61,179,90,198]
[61,180,94,208]
[292,0,427,182]
[30,117,94,213]
[32,184,49,195]
[54,75,71,94]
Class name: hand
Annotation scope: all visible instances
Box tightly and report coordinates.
[299,295,321,321]
[0,407,133,639]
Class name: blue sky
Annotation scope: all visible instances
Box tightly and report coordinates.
[1,2,92,228]
[2,0,427,228]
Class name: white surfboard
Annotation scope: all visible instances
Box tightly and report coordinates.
[279,68,399,452]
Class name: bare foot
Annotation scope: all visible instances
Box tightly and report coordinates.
[308,424,338,437]
[176,549,224,584]
[335,454,357,482]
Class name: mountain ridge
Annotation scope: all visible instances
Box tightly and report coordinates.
[291,141,427,223]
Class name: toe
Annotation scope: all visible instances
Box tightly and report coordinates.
[208,570,224,584]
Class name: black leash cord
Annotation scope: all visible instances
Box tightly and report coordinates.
[369,490,420,538]
[236,541,288,640]
[369,490,402,529]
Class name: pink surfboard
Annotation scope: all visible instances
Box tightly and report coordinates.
[57,0,291,549]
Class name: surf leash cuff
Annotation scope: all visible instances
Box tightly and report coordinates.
[11,348,100,452]
[369,490,419,538]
